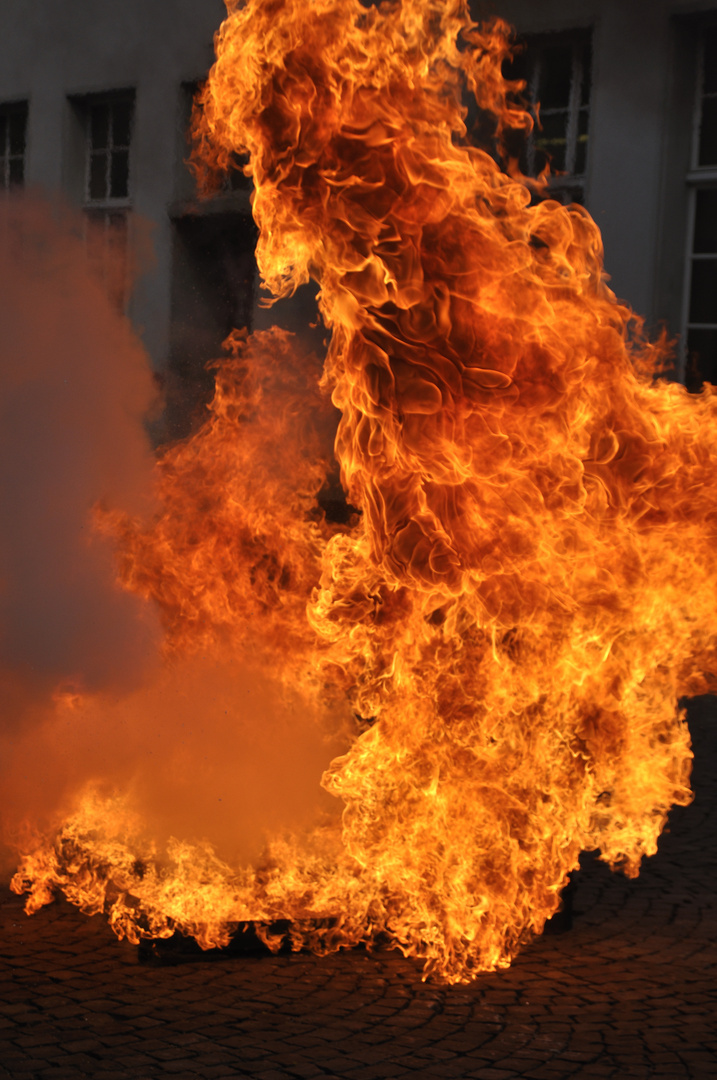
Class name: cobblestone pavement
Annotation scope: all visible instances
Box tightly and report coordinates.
[1,698,716,1080]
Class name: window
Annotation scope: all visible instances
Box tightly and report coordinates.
[683,28,717,390]
[0,102,28,191]
[504,32,592,204]
[178,81,251,199]
[84,209,130,314]
[86,96,132,202]
[75,92,135,312]
[167,83,257,439]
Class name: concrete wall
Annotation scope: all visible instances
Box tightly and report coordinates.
[0,0,226,367]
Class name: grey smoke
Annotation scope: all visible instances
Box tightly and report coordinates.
[0,193,160,696]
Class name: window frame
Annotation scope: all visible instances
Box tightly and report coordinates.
[680,25,717,387]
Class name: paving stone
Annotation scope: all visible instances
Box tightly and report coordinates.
[199,1068,246,1079]
[463,1069,516,1080]
[158,1074,204,1080]
[157,1063,211,1075]
[344,1066,411,1079]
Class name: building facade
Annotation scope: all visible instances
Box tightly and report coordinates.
[0,0,254,438]
[496,0,717,388]
[1,0,716,426]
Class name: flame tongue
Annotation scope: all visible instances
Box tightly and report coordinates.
[10,0,717,982]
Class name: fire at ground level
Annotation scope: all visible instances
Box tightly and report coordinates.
[4,0,717,984]
[1,694,715,1078]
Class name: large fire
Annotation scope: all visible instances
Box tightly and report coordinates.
[6,0,717,982]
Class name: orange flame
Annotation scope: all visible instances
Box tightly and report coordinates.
[10,0,717,982]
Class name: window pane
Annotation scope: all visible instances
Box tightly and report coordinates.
[535,110,568,172]
[89,152,107,199]
[0,115,5,154]
[689,258,717,324]
[109,149,129,198]
[538,47,573,110]
[686,327,717,390]
[704,30,717,95]
[694,189,717,254]
[699,97,717,166]
[90,104,109,150]
[580,42,592,107]
[8,111,26,155]
[8,157,23,187]
[111,101,133,147]
[574,109,589,175]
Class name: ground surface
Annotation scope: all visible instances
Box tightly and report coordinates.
[1,698,715,1080]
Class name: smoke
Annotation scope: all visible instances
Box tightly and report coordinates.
[3,658,346,872]
[0,194,160,694]
[0,194,347,883]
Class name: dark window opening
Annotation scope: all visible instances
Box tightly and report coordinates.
[0,102,28,191]
[85,209,129,315]
[181,82,252,197]
[166,212,258,441]
[503,31,592,205]
[699,28,717,166]
[684,29,717,390]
